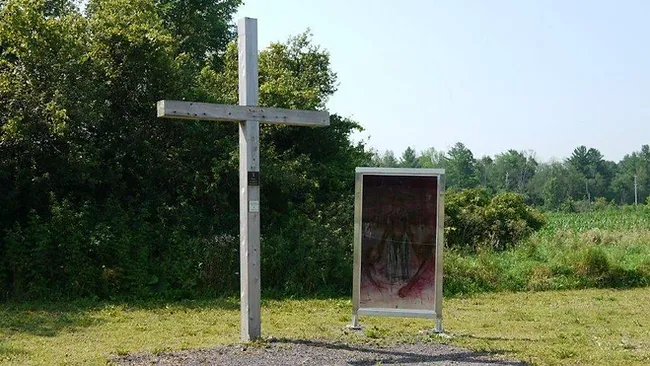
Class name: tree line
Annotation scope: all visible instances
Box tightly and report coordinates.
[371,143,650,210]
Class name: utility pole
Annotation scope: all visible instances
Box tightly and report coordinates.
[505,171,509,190]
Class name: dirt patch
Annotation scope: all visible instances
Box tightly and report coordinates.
[112,339,527,365]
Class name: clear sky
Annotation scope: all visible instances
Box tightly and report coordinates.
[234,0,650,162]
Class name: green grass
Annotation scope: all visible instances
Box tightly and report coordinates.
[443,209,650,296]
[1,289,650,365]
[445,289,650,365]
[444,229,650,295]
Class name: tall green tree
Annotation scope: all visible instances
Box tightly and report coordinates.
[154,0,241,71]
[527,161,586,210]
[444,142,480,189]
[566,145,614,201]
[399,146,420,168]
[486,150,537,197]
[612,145,650,204]
[476,156,493,189]
[567,146,591,176]
[369,149,399,167]
[417,147,445,168]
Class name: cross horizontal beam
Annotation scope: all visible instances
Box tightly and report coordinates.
[157,100,330,127]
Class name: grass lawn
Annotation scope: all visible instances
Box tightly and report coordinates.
[1,288,649,365]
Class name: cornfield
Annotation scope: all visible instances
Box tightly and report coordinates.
[539,208,650,236]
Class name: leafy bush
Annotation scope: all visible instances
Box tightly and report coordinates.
[592,197,612,211]
[445,189,546,251]
[261,202,354,297]
[575,247,611,282]
[444,189,489,251]
[484,192,546,250]
[2,197,205,300]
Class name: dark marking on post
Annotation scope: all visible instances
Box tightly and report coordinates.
[248,171,260,186]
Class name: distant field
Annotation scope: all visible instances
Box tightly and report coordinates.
[539,208,650,235]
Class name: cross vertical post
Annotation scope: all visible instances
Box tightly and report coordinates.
[238,17,261,342]
[155,16,330,344]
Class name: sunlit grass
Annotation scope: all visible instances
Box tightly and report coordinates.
[1,288,650,365]
[442,289,650,365]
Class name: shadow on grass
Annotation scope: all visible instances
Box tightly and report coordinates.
[0,297,239,337]
[0,308,99,337]
[282,339,528,365]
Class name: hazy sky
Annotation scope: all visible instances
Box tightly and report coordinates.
[234,0,650,162]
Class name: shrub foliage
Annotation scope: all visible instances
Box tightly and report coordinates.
[445,189,546,251]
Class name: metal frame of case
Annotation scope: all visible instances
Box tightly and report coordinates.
[350,167,445,332]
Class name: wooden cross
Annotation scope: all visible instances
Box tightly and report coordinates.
[156,17,330,342]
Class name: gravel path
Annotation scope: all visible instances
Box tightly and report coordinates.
[112,339,527,365]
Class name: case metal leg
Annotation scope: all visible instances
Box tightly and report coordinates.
[346,314,363,330]
[434,317,443,333]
